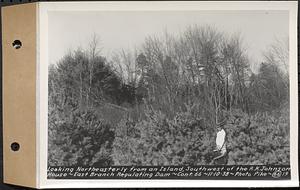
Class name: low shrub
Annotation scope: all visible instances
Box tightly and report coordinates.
[226,108,289,165]
[48,109,115,166]
[112,109,215,165]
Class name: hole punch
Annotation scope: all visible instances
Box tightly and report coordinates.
[12,40,22,49]
[11,142,20,151]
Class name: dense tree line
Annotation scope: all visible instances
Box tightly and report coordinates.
[48,26,289,166]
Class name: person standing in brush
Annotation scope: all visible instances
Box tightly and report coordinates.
[212,119,228,164]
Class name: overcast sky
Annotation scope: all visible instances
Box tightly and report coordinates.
[48,11,288,69]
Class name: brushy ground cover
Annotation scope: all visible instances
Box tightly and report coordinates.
[48,104,289,166]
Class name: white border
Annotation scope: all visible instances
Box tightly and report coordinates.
[38,1,298,188]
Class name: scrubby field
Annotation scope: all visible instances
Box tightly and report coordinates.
[48,26,289,166]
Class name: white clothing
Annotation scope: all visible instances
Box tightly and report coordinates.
[216,129,226,154]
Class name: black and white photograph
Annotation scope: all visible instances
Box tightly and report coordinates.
[46,3,294,181]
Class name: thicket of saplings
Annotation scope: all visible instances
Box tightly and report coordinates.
[48,25,289,166]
